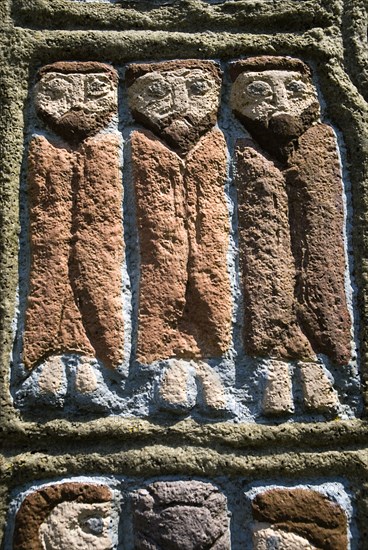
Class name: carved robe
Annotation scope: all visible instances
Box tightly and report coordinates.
[235,124,351,365]
[23,133,124,370]
[131,127,232,363]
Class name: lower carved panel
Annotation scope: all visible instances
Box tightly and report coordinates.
[8,477,352,549]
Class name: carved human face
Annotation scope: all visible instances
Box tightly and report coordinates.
[35,71,117,141]
[128,67,221,154]
[39,501,113,550]
[231,70,318,126]
[231,69,320,160]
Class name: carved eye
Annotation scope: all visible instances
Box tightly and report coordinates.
[287,79,307,95]
[42,78,70,100]
[147,81,170,99]
[86,78,110,98]
[188,80,210,96]
[80,515,104,535]
[245,80,273,98]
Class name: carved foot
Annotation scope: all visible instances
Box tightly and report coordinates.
[75,357,98,394]
[195,361,228,413]
[158,359,228,415]
[298,360,339,413]
[262,359,294,416]
[38,355,66,395]
[158,360,196,413]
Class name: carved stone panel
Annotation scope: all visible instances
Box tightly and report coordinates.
[11,57,360,423]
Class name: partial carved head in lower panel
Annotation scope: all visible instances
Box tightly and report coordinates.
[251,487,348,550]
[13,482,115,550]
[132,480,231,549]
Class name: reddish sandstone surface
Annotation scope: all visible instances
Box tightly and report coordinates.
[24,136,94,368]
[132,128,231,364]
[234,139,314,360]
[70,135,124,369]
[24,134,124,370]
[181,128,232,357]
[286,124,351,365]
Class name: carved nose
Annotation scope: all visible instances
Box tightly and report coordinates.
[172,86,189,115]
[71,102,85,112]
[275,86,290,111]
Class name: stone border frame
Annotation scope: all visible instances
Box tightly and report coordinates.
[10,0,339,32]
[342,0,368,102]
[1,7,368,447]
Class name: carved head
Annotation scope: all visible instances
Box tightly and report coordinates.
[132,480,230,549]
[230,57,320,160]
[251,488,348,550]
[35,62,118,142]
[126,60,222,155]
[13,482,114,550]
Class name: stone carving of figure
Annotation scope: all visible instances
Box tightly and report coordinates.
[251,487,348,550]
[13,482,115,550]
[230,56,352,415]
[126,60,232,413]
[23,62,124,395]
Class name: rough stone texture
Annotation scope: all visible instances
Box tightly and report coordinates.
[343,0,368,102]
[0,0,367,539]
[69,135,124,370]
[132,480,230,549]
[131,129,190,362]
[252,488,348,550]
[286,124,352,366]
[231,69,317,125]
[23,136,95,369]
[132,127,231,364]
[13,483,112,550]
[253,523,317,549]
[24,134,124,371]
[39,501,113,550]
[234,140,314,360]
[232,65,352,367]
[35,62,118,143]
[299,361,339,412]
[10,0,337,33]
[229,56,314,81]
[262,360,293,416]
[127,60,221,155]
[182,128,231,358]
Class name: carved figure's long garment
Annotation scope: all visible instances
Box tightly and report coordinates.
[131,128,232,364]
[234,139,314,361]
[23,134,124,370]
[234,124,351,365]
[286,124,351,365]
